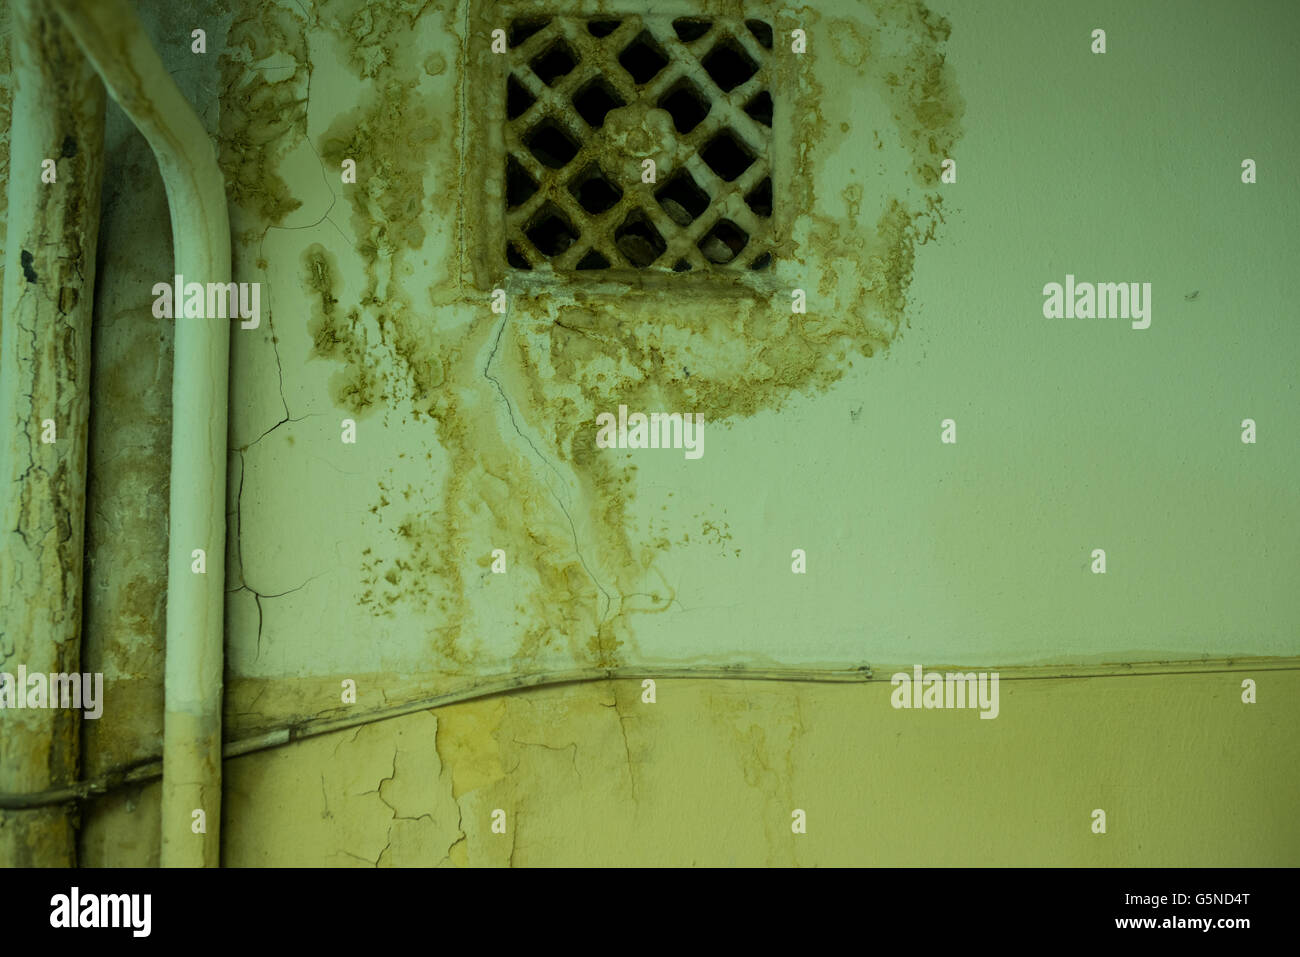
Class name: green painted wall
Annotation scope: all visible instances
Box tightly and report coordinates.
[3,0,1296,866]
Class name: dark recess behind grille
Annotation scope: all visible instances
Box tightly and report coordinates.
[503,16,776,274]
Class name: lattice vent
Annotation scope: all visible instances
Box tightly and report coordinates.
[503,16,775,274]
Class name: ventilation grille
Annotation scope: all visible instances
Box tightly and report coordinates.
[503,16,775,274]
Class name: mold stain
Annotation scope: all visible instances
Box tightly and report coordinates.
[219,3,312,236]
[219,0,963,677]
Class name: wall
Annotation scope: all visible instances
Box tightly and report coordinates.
[2,0,1296,866]
[81,668,1300,866]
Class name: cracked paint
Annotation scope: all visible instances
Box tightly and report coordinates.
[208,0,962,694]
[75,671,1300,866]
[0,0,106,865]
[19,0,1296,871]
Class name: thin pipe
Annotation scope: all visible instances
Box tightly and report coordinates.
[3,654,1295,812]
[0,664,873,809]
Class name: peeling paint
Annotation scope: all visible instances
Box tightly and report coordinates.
[9,0,1293,871]
[77,671,1300,866]
[209,0,963,681]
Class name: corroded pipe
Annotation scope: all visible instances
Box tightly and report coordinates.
[0,0,106,868]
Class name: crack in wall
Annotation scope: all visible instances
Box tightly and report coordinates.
[483,308,613,621]
[226,447,324,659]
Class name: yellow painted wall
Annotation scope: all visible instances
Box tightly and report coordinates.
[81,666,1300,866]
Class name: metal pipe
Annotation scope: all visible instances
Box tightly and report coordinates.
[0,0,106,868]
[51,0,231,867]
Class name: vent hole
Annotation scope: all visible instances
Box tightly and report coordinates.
[655,171,710,225]
[657,79,711,134]
[744,176,772,218]
[672,19,712,42]
[698,219,749,264]
[507,243,533,270]
[744,90,773,127]
[531,39,579,86]
[587,19,622,38]
[614,209,666,267]
[525,203,579,257]
[506,155,538,208]
[575,249,611,270]
[568,163,623,214]
[503,17,776,277]
[507,75,537,120]
[745,19,774,49]
[702,36,758,92]
[700,130,755,181]
[509,18,551,49]
[525,119,580,169]
[619,31,669,85]
[573,77,626,129]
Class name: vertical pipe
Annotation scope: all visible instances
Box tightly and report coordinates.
[0,0,106,868]
[51,0,231,866]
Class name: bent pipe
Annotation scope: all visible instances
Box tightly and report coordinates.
[51,0,232,867]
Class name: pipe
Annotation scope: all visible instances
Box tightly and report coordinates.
[10,650,1292,812]
[51,0,232,866]
[0,0,106,868]
[1,663,876,810]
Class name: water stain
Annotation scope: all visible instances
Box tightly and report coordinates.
[218,0,963,675]
[219,2,311,235]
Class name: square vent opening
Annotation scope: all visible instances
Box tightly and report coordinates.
[501,15,775,275]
